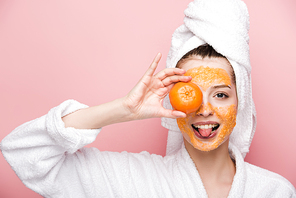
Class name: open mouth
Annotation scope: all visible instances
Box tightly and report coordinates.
[191,123,220,139]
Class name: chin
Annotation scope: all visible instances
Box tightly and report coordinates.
[190,136,229,152]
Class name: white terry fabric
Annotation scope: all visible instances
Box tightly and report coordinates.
[1,100,295,198]
[161,0,256,158]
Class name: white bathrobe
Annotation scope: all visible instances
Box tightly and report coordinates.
[1,100,295,198]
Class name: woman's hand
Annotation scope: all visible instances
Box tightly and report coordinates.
[123,53,191,120]
[62,53,191,129]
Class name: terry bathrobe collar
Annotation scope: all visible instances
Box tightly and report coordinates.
[178,142,246,198]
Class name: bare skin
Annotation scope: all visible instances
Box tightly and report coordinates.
[62,54,236,198]
[185,139,235,198]
[62,53,190,129]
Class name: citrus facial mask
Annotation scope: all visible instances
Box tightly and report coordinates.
[176,66,237,151]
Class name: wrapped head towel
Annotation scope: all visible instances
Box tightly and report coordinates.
[162,0,256,158]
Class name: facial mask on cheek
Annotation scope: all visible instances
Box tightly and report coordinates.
[177,104,237,151]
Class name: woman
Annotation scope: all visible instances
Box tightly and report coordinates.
[1,0,295,197]
[1,45,295,198]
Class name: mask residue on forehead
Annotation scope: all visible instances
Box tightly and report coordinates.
[184,66,231,91]
[177,104,237,151]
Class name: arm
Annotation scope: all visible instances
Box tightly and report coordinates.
[0,53,190,196]
[0,100,100,196]
[62,53,190,129]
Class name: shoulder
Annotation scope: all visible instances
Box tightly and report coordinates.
[245,162,292,185]
[244,162,296,197]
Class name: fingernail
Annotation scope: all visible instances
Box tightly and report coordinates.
[177,113,186,118]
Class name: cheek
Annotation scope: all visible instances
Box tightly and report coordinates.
[214,105,237,138]
[177,115,193,137]
[176,114,198,145]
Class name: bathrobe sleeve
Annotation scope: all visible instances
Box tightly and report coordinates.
[0,100,103,197]
[0,100,181,198]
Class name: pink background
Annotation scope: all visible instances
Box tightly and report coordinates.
[0,0,295,197]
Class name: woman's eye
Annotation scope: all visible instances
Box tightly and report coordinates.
[215,93,228,99]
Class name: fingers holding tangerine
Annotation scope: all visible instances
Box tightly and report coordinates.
[154,68,186,81]
[162,75,192,87]
[169,82,203,114]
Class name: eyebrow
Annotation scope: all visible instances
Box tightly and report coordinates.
[212,85,231,89]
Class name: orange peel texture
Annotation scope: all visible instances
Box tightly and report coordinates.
[169,82,203,114]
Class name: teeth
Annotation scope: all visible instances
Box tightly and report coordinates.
[193,124,218,129]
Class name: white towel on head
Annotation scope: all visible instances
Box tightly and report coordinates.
[162,0,256,158]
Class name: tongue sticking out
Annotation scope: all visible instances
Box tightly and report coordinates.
[198,128,213,137]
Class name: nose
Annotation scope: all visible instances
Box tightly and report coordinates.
[196,102,213,117]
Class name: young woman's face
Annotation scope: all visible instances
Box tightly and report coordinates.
[177,56,237,151]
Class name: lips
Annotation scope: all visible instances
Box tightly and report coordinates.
[191,121,220,139]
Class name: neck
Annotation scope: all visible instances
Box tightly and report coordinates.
[184,139,235,184]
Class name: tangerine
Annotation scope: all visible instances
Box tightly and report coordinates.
[169,82,203,114]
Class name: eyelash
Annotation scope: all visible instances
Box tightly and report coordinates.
[215,93,229,99]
